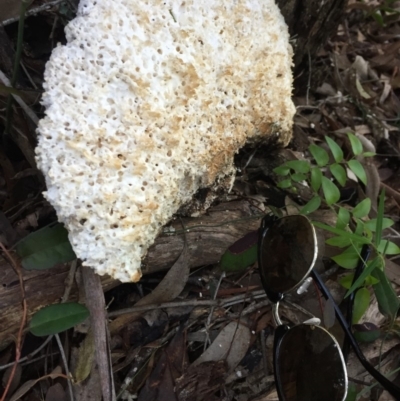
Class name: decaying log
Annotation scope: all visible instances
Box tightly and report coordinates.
[0,200,262,349]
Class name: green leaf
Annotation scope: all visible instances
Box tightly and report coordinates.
[345,257,382,297]
[309,144,329,167]
[30,302,90,336]
[285,160,310,174]
[372,267,400,321]
[336,207,351,229]
[375,189,385,247]
[340,273,379,290]
[332,245,362,269]
[312,222,370,244]
[329,163,347,186]
[325,136,344,163]
[353,323,381,343]
[326,236,352,248]
[291,173,307,183]
[362,152,376,158]
[365,275,379,286]
[353,199,371,219]
[347,132,363,156]
[377,240,400,255]
[310,167,322,192]
[15,223,76,270]
[347,160,367,185]
[299,196,321,215]
[321,177,340,205]
[220,231,258,272]
[352,287,370,323]
[339,273,355,289]
[364,217,394,232]
[277,179,292,189]
[354,219,364,236]
[345,383,358,401]
[273,165,291,176]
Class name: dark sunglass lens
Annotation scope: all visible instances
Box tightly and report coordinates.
[276,324,347,401]
[260,215,316,294]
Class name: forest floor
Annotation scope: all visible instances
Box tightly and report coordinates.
[1,1,400,400]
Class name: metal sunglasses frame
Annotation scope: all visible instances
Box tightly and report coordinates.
[258,214,400,401]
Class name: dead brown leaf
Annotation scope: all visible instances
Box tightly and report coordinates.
[45,383,67,401]
[109,239,190,333]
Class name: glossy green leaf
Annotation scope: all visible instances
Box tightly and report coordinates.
[347,132,363,156]
[362,152,376,158]
[352,199,371,219]
[220,231,258,272]
[347,160,367,185]
[277,179,292,189]
[372,267,400,321]
[273,165,290,176]
[299,196,321,215]
[310,167,322,192]
[336,207,351,229]
[30,302,90,336]
[291,173,307,183]
[377,240,400,255]
[345,257,381,297]
[353,323,381,343]
[309,144,329,167]
[285,160,310,174]
[329,164,347,186]
[326,236,352,248]
[352,287,370,323]
[332,245,362,269]
[325,136,344,163]
[312,222,370,244]
[321,177,340,205]
[364,217,394,232]
[16,223,76,270]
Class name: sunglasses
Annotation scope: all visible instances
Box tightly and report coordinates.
[258,214,400,401]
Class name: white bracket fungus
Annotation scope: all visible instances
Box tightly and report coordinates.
[36,0,295,282]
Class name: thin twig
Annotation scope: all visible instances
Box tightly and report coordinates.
[107,290,267,318]
[0,335,53,371]
[61,260,78,302]
[55,334,74,401]
[0,69,39,126]
[83,266,116,401]
[1,0,69,26]
[204,270,228,350]
[306,49,312,105]
[0,243,27,401]
[4,0,32,138]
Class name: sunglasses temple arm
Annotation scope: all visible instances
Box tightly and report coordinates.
[342,245,371,361]
[311,270,400,399]
[273,324,291,401]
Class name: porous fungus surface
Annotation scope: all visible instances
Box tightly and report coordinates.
[36,0,295,282]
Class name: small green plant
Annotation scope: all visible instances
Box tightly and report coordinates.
[274,133,400,326]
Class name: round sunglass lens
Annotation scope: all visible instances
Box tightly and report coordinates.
[276,324,347,401]
[259,215,317,294]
